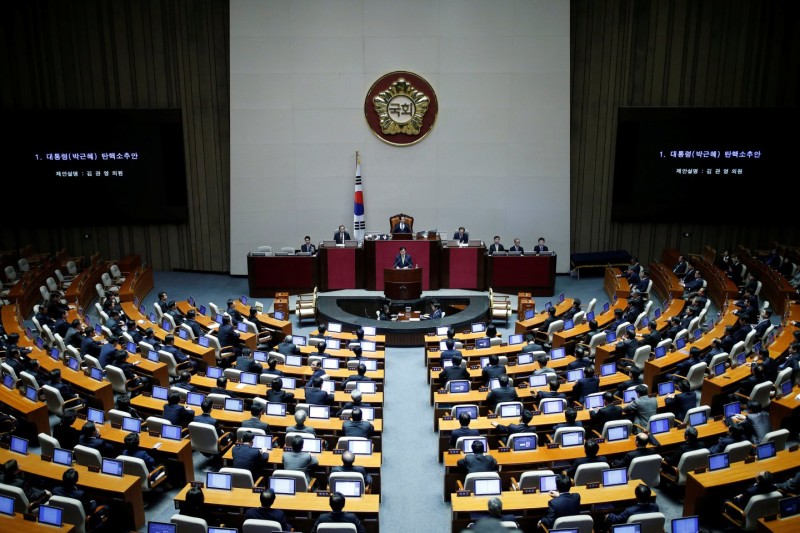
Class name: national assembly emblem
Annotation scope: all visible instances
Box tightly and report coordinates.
[364,71,438,146]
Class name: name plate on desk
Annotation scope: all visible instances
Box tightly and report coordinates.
[149,431,159,437]
[531,411,542,416]
[437,389,446,394]
[518,383,528,388]
[333,449,344,455]
[41,455,52,462]
[790,445,799,452]
[574,406,583,411]
[486,414,498,419]
[714,415,724,422]
[593,438,605,444]
[431,367,442,372]
[744,456,755,464]
[88,466,100,473]
[442,416,453,421]
[586,482,600,489]
[498,447,510,453]
[77,413,87,419]
[478,387,488,392]
[456,491,471,497]
[111,423,121,429]
[547,443,559,449]
[190,482,204,488]
[252,487,265,493]
[142,392,151,397]
[340,415,350,420]
[212,405,223,409]
[522,488,537,495]
[470,365,480,370]
[694,467,707,474]
[23,513,35,522]
[317,491,331,497]
[448,449,462,455]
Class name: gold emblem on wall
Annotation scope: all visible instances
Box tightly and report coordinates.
[365,71,438,147]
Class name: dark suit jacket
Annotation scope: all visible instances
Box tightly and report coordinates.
[242,417,270,434]
[665,392,697,420]
[195,413,221,435]
[343,420,374,438]
[218,325,240,348]
[334,231,351,244]
[608,502,660,524]
[244,507,290,531]
[232,443,269,472]
[540,492,581,528]
[488,243,505,255]
[392,223,411,233]
[642,330,662,349]
[332,464,372,486]
[481,365,507,381]
[456,453,498,473]
[509,245,524,253]
[122,448,156,471]
[394,253,414,268]
[450,427,480,448]
[306,387,334,405]
[312,511,365,533]
[486,386,519,410]
[573,377,600,403]
[300,243,316,254]
[590,404,623,428]
[163,403,195,426]
[439,365,470,385]
[453,232,469,243]
[266,390,295,404]
[665,440,705,466]
[534,244,549,253]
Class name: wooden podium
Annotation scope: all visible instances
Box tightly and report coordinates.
[384,267,423,300]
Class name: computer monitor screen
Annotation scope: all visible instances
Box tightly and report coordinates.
[471,323,486,333]
[236,322,249,333]
[623,389,638,403]
[87,407,105,424]
[347,439,372,455]
[512,435,537,451]
[542,400,565,414]
[472,478,501,496]
[9,436,28,455]
[780,496,800,518]
[448,381,470,393]
[95,324,103,335]
[607,425,629,442]
[475,338,490,349]
[285,355,302,367]
[89,367,103,381]
[626,325,635,334]
[654,307,662,319]
[67,357,80,371]
[602,468,628,486]
[524,309,535,320]
[585,394,604,409]
[714,362,726,377]
[161,425,182,441]
[292,335,307,347]
[603,302,611,313]
[205,366,222,379]
[224,398,244,412]
[544,302,552,309]
[325,322,342,333]
[53,448,73,466]
[735,353,746,366]
[186,392,205,406]
[147,350,160,363]
[214,314,223,325]
[439,340,449,351]
[498,403,522,418]
[688,410,708,427]
[322,358,340,370]
[198,305,207,316]
[654,345,667,359]
[273,311,285,321]
[708,452,730,471]
[610,525,640,533]
[252,351,268,363]
[38,505,63,527]
[561,431,584,447]
[605,331,617,343]
[539,475,557,492]
[675,337,687,350]
[206,472,232,490]
[177,328,189,340]
[101,458,124,476]
[252,435,273,451]
[518,353,533,365]
[240,296,247,305]
[550,347,566,360]
[122,417,142,433]
[529,374,548,387]
[50,348,60,362]
[239,372,258,385]
[563,319,574,331]
[508,334,523,345]
[723,402,741,418]
[360,340,377,352]
[2,374,13,388]
[309,405,330,419]
[125,341,137,354]
[586,311,595,322]
[269,476,296,495]
[753,341,762,354]
[436,326,449,336]
[362,326,376,336]
[640,317,649,329]
[488,378,501,391]
[152,385,169,400]
[359,406,376,421]
[355,381,376,394]
[160,318,172,332]
[670,516,700,533]
[649,418,671,435]
[25,386,38,402]
[301,438,323,453]
[0,494,14,516]
[462,437,488,453]
[453,405,478,420]
[756,442,777,460]
[694,328,702,340]
[208,528,238,533]
[782,379,793,396]
[658,381,675,396]
[566,369,584,382]
[266,402,287,417]
[358,359,377,371]
[332,479,363,497]
[558,293,565,303]
[601,363,617,376]
[280,377,297,389]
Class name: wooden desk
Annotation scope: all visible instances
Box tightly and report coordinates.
[739,249,795,315]
[117,264,153,304]
[300,344,385,361]
[690,255,739,310]
[770,382,800,432]
[6,254,64,315]
[247,253,318,296]
[758,515,800,533]
[487,254,556,296]
[319,246,365,291]
[35,351,114,412]
[648,262,684,302]
[514,299,576,335]
[684,448,800,515]
[64,256,106,313]
[0,512,75,533]
[232,300,293,340]
[440,245,485,290]
[552,298,629,349]
[0,448,145,530]
[699,363,753,407]
[309,329,386,346]
[221,447,382,469]
[605,267,631,300]
[0,385,51,436]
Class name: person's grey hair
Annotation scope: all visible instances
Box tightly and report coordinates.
[487,497,503,515]
[350,389,363,401]
[294,410,307,424]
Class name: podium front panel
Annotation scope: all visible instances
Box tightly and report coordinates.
[319,247,364,290]
[247,254,318,296]
[441,246,485,289]
[487,255,556,296]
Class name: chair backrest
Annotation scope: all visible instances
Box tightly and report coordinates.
[628,454,663,487]
[494,401,524,417]
[328,471,366,495]
[117,455,152,491]
[66,261,78,275]
[242,519,284,533]
[280,247,296,254]
[41,384,66,415]
[546,320,565,340]
[633,312,648,330]
[271,469,311,492]
[39,285,50,302]
[744,329,759,352]
[105,365,129,394]
[179,323,196,340]
[450,404,479,417]
[110,264,123,278]
[47,495,86,533]
[145,416,172,434]
[506,432,537,451]
[627,512,666,533]
[676,449,710,485]
[207,393,229,407]
[223,368,242,381]
[573,310,586,326]
[4,265,16,282]
[316,524,358,533]
[750,381,774,409]
[573,461,610,485]
[685,362,708,390]
[158,350,182,377]
[257,246,273,255]
[684,405,711,424]
[724,440,754,463]
[219,467,255,488]
[552,514,594,533]
[631,345,651,369]
[754,280,763,296]
[741,491,782,530]
[237,427,267,441]
[83,354,102,371]
[709,352,729,371]
[101,272,114,288]
[648,412,675,428]
[153,302,164,319]
[170,513,209,533]
[204,334,223,358]
[336,436,371,451]
[730,341,746,360]
[1,362,18,381]
[516,469,555,490]
[74,444,103,468]
[553,427,585,445]
[19,371,39,391]
[38,432,60,457]
[17,258,29,272]
[0,482,29,513]
[687,316,701,334]
[601,419,633,440]
[463,471,501,493]
[108,409,132,426]
[761,429,790,451]
[46,276,59,293]
[162,313,177,331]
[585,298,597,314]
[188,422,220,455]
[615,321,632,338]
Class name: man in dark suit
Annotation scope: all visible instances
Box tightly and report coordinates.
[266,379,294,405]
[488,236,505,255]
[306,376,335,405]
[332,450,373,488]
[641,321,662,349]
[708,423,748,454]
[673,255,688,276]
[726,255,745,285]
[734,363,766,399]
[392,216,411,234]
[342,407,374,438]
[194,398,222,435]
[671,346,703,381]
[244,489,291,531]
[429,302,443,319]
[217,315,242,356]
[682,270,705,297]
[614,432,657,468]
[533,237,549,254]
[394,247,413,269]
[492,409,535,436]
[242,403,270,434]
[553,408,584,431]
[311,492,366,533]
[535,381,567,403]
[97,337,119,368]
[567,349,593,371]
[753,309,773,340]
[456,440,498,473]
[53,468,99,515]
[573,366,600,404]
[183,309,204,338]
[486,375,518,410]
[664,426,705,467]
[439,354,470,386]
[156,291,169,313]
[121,432,158,471]
[232,431,269,476]
[565,439,608,478]
[78,421,115,457]
[234,347,261,374]
[334,225,351,244]
[210,376,234,397]
[538,307,558,333]
[509,238,524,253]
[589,391,623,430]
[440,338,462,363]
[173,370,197,393]
[521,333,544,353]
[606,484,660,525]
[300,236,316,254]
[277,335,300,355]
[665,379,697,420]
[453,227,469,243]
[164,301,184,327]
[48,368,81,403]
[163,391,195,426]
[450,411,480,448]
[162,334,198,371]
[539,474,581,529]
[615,329,640,361]
[481,354,507,382]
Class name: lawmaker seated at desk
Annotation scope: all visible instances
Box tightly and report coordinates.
[533,237,549,254]
[311,491,367,533]
[453,227,469,244]
[392,216,412,234]
[301,235,317,255]
[334,225,351,244]
[394,247,414,269]
[488,236,505,255]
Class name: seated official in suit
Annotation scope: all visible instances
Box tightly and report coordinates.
[488,236,505,255]
[457,440,498,474]
[553,408,584,431]
[589,391,623,429]
[242,403,271,434]
[439,354,470,385]
[267,378,295,404]
[450,411,481,448]
[453,227,469,243]
[283,435,318,483]
[334,225,351,244]
[392,216,411,234]
[332,450,372,488]
[233,430,269,475]
[163,391,195,427]
[664,379,697,421]
[481,354,507,382]
[486,374,519,410]
[244,489,292,531]
[533,237,549,253]
[429,301,443,319]
[301,235,317,254]
[606,484,659,525]
[394,246,414,269]
[565,439,608,479]
[539,474,581,530]
[492,409,535,436]
[509,238,524,253]
[79,421,115,457]
[122,432,158,471]
[664,426,705,468]
[311,492,366,533]
[342,407,374,438]
[195,398,222,435]
[286,410,316,436]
